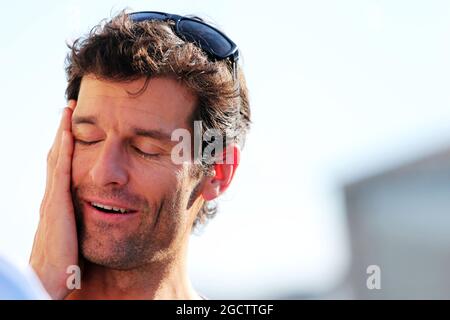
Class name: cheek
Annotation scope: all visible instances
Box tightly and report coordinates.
[130,166,176,196]
[71,147,94,184]
[129,164,188,211]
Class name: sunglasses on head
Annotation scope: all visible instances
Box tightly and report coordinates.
[128,11,239,68]
[128,10,241,112]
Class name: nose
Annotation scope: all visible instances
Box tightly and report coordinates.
[89,138,129,187]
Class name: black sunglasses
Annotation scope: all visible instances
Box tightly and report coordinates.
[128,11,239,66]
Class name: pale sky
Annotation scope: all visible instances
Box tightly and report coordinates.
[1,0,450,298]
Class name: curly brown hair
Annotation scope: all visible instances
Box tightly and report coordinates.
[64,10,251,230]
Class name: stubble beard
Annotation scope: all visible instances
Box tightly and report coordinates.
[71,185,181,270]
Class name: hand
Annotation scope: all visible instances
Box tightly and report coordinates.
[30,100,78,300]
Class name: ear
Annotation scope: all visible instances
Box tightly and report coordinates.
[201,144,241,201]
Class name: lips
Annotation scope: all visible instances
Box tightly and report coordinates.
[83,198,138,215]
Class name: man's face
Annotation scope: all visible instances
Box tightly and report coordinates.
[71,75,202,269]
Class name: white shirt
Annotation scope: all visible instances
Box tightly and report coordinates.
[0,256,50,300]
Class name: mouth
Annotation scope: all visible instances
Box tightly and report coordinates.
[84,200,138,215]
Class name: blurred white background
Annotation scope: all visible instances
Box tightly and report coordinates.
[1,0,450,298]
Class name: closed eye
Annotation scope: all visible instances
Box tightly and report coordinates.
[132,146,160,159]
[74,139,160,158]
[74,139,101,146]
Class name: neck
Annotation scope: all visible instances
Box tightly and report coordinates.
[66,242,201,300]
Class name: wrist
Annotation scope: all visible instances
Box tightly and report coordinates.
[29,262,70,300]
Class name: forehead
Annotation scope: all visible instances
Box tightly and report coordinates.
[75,75,198,131]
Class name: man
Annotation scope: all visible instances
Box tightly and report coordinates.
[29,10,250,299]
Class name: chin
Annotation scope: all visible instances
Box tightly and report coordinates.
[78,224,148,270]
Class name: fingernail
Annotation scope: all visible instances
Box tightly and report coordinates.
[62,107,72,117]
[68,100,76,110]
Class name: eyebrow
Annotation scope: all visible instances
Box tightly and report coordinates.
[132,128,172,142]
[72,115,172,142]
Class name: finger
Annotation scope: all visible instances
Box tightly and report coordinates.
[44,108,69,204]
[45,106,73,196]
[52,130,74,196]
[67,99,77,111]
[47,107,72,167]
[49,100,76,163]
[52,107,73,164]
